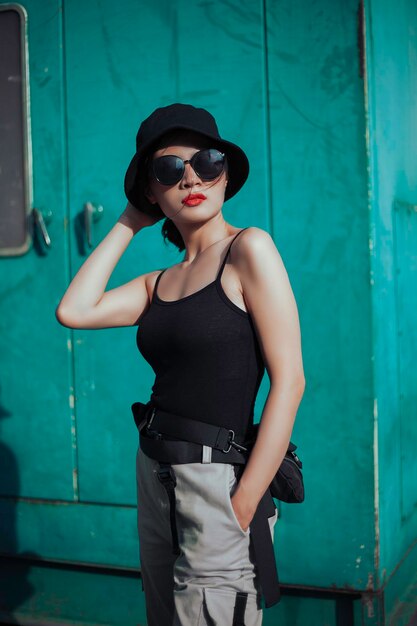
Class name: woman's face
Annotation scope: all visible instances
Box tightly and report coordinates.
[145,131,228,222]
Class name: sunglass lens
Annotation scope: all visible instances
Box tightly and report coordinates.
[194,149,225,180]
[152,156,184,185]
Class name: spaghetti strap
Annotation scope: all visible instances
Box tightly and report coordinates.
[216,227,249,282]
[153,268,167,301]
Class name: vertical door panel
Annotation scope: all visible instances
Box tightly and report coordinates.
[0,1,74,503]
[265,0,372,587]
[394,202,417,522]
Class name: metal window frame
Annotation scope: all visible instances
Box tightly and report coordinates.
[0,3,33,257]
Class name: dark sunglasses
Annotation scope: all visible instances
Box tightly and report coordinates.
[147,148,227,185]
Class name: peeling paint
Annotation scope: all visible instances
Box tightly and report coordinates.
[72,468,78,498]
[364,589,375,617]
[69,393,75,409]
[373,397,380,577]
[70,397,78,500]
[67,338,72,352]
[367,571,374,591]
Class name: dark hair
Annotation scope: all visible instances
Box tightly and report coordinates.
[144,129,228,253]
[161,218,186,252]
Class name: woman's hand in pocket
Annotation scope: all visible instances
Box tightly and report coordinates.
[230,489,256,532]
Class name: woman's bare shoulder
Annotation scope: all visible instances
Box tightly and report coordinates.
[232,226,279,263]
[239,225,275,242]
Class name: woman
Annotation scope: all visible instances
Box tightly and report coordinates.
[56,103,305,626]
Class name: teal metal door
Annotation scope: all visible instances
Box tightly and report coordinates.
[0,1,76,560]
[0,0,143,568]
[0,0,273,569]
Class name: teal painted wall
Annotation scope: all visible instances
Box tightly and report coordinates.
[364,0,417,621]
[265,1,374,590]
[0,0,415,624]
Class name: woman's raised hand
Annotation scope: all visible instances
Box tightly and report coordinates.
[56,200,164,329]
[118,201,162,233]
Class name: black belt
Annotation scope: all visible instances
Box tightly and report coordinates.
[131,401,281,609]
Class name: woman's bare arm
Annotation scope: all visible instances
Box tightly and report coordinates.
[229,227,306,530]
[55,203,161,329]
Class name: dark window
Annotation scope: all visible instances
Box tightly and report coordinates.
[0,6,31,255]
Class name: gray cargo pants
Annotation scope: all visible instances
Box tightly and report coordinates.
[136,445,278,626]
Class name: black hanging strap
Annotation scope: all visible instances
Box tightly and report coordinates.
[233,591,248,625]
[249,489,281,607]
[232,464,281,608]
[156,462,181,556]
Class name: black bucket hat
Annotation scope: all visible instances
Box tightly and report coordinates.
[124,103,249,218]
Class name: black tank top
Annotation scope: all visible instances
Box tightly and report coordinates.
[136,227,265,439]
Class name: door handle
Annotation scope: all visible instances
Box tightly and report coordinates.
[32,207,52,247]
[84,202,104,248]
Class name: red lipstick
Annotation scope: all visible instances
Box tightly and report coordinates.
[182,193,207,207]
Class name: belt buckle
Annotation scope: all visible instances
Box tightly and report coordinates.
[145,407,163,440]
[222,429,235,453]
[157,465,177,487]
[223,429,249,454]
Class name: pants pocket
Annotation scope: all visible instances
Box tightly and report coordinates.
[198,587,262,626]
[269,507,278,526]
[225,464,251,537]
[268,507,278,544]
